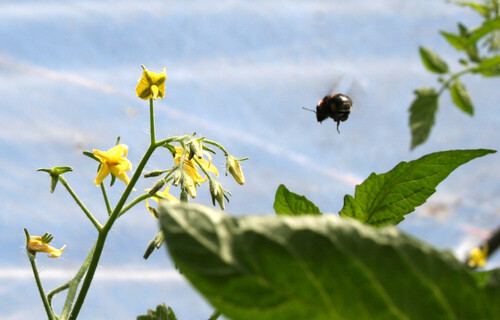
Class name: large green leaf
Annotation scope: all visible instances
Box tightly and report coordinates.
[409,88,439,150]
[159,203,500,320]
[450,79,474,115]
[339,149,495,227]
[419,46,449,74]
[273,184,321,216]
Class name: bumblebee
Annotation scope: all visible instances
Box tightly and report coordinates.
[304,93,353,133]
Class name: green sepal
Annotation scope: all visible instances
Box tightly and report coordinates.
[82,151,100,162]
[37,166,73,193]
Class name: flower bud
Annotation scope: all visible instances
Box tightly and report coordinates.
[149,179,166,196]
[226,155,245,185]
[209,179,225,210]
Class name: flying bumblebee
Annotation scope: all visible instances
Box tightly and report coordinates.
[304,93,353,133]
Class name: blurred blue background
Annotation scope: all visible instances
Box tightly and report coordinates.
[1,1,500,319]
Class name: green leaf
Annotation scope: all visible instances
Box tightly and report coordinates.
[450,79,474,115]
[473,55,500,76]
[137,303,177,320]
[339,149,495,227]
[419,46,449,74]
[159,202,500,320]
[467,17,500,45]
[409,88,439,150]
[453,1,490,18]
[440,31,467,50]
[273,184,321,216]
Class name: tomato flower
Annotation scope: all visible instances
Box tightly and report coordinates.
[136,67,167,100]
[93,144,132,186]
[28,236,66,258]
[468,245,488,268]
[174,147,218,198]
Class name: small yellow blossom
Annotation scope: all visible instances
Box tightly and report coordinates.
[174,147,218,198]
[93,144,132,186]
[468,245,488,268]
[146,185,179,217]
[28,236,66,258]
[136,67,167,100]
[226,155,245,185]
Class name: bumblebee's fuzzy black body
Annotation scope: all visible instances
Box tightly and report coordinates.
[315,93,352,132]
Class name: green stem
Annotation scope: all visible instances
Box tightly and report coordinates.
[437,67,475,95]
[118,193,152,218]
[203,139,229,155]
[24,229,57,320]
[47,283,69,307]
[68,143,158,320]
[150,98,156,145]
[100,183,112,215]
[59,177,103,231]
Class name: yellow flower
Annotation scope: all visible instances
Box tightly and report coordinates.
[174,147,218,198]
[146,185,179,217]
[136,67,167,100]
[93,144,132,186]
[28,236,66,258]
[468,245,488,268]
[226,155,245,185]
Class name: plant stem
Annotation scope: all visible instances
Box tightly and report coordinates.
[100,183,112,215]
[150,98,156,145]
[437,67,474,95]
[203,139,229,155]
[24,229,57,320]
[47,283,69,307]
[68,143,158,320]
[59,177,103,231]
[118,193,152,218]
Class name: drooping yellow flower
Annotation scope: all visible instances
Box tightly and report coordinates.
[468,245,488,268]
[174,147,218,198]
[28,236,66,258]
[146,185,179,217]
[226,155,245,185]
[93,144,132,186]
[136,67,167,100]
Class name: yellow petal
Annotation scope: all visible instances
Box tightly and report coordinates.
[93,149,110,163]
[197,155,219,177]
[110,167,131,185]
[108,144,128,158]
[184,175,197,198]
[135,68,167,100]
[95,163,110,185]
[151,85,159,99]
[48,245,66,258]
